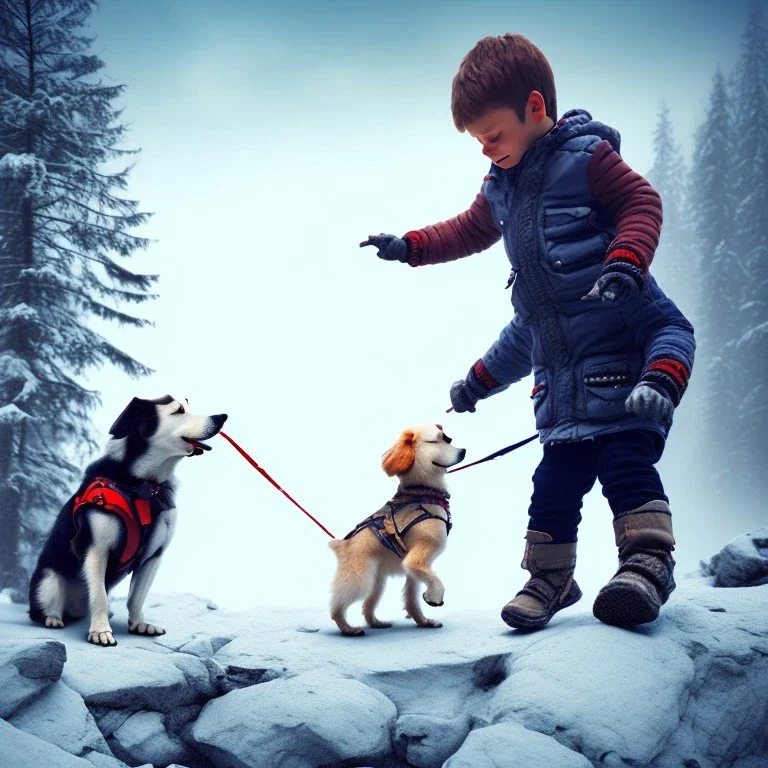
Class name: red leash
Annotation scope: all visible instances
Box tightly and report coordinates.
[219,431,336,539]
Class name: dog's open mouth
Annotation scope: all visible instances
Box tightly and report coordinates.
[182,437,213,457]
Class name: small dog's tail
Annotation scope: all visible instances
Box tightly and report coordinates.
[328,539,345,556]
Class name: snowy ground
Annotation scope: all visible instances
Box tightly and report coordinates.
[1,531,767,768]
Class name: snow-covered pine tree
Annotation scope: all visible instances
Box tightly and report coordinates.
[730,0,768,501]
[687,67,740,492]
[0,0,155,599]
[646,101,692,313]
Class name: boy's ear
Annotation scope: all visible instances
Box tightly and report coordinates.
[109,397,154,438]
[528,90,547,118]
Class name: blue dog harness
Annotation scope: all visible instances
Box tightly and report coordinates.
[344,485,451,559]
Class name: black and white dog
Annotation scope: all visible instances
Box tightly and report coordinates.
[28,395,227,646]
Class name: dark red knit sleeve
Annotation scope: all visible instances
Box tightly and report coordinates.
[403,192,501,267]
[587,140,663,274]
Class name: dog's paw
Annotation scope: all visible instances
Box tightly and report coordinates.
[44,616,64,629]
[341,627,366,637]
[87,630,117,646]
[128,621,166,636]
[366,620,393,629]
[423,591,444,607]
[416,618,443,629]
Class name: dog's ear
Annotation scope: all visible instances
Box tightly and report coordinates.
[382,429,418,476]
[109,397,154,439]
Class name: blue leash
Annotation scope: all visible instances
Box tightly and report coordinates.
[447,433,538,474]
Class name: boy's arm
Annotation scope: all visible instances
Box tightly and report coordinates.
[404,191,502,267]
[624,298,695,413]
[586,140,663,297]
[450,314,533,412]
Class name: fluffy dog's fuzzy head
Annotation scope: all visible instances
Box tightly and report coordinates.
[382,424,465,486]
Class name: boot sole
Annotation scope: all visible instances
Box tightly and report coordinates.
[501,586,582,631]
[592,583,659,627]
[500,608,550,631]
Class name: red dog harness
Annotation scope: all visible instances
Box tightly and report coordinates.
[72,477,161,571]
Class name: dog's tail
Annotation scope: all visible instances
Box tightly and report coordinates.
[28,567,47,626]
[328,539,345,556]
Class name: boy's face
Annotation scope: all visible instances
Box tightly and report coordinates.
[466,95,553,170]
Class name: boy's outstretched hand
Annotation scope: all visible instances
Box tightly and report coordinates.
[449,380,478,413]
[625,383,673,425]
[450,360,501,413]
[359,233,408,263]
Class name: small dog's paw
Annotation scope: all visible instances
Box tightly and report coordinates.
[341,627,366,637]
[129,622,166,636]
[367,620,393,629]
[45,616,64,629]
[423,591,444,607]
[416,618,443,629]
[87,630,117,646]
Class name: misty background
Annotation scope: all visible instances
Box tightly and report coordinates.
[2,0,762,617]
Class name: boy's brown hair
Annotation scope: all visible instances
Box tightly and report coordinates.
[451,34,557,131]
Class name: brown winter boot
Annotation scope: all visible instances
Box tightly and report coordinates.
[501,530,582,631]
[592,501,676,628]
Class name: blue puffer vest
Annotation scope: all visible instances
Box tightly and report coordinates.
[480,109,695,444]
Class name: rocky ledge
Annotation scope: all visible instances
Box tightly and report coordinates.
[1,529,767,768]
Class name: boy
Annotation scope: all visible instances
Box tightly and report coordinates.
[360,34,695,631]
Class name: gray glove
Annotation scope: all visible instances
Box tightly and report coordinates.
[450,380,478,413]
[450,363,496,414]
[359,233,408,263]
[582,271,640,302]
[625,383,673,424]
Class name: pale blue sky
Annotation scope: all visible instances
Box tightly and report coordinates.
[80,0,750,613]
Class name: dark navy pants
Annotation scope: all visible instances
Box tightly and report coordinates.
[527,430,668,544]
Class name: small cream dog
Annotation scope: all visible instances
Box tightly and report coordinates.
[329,424,465,636]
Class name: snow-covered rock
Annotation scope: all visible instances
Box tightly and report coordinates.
[486,626,696,765]
[0,639,66,718]
[192,671,397,767]
[703,527,768,587]
[83,752,140,768]
[8,681,111,758]
[0,719,109,768]
[62,645,211,711]
[111,711,191,766]
[444,722,593,767]
[0,532,766,768]
[394,712,472,767]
